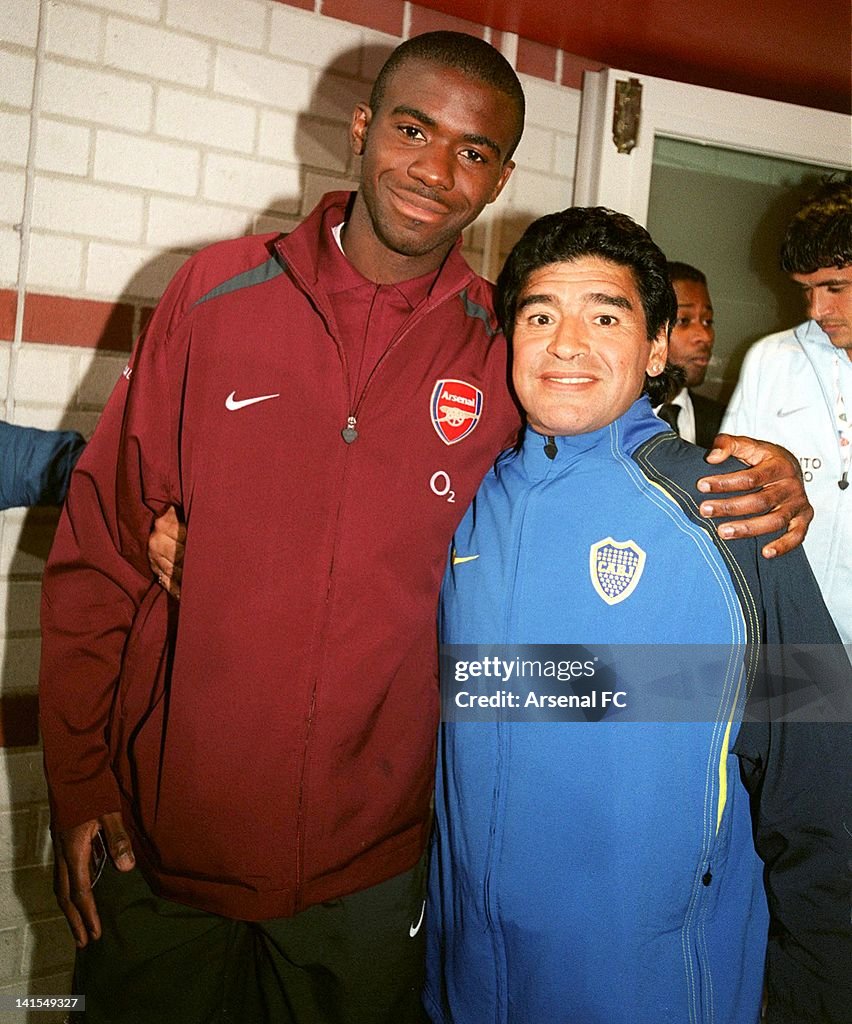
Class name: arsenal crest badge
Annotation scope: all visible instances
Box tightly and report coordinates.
[430,379,483,445]
[590,537,646,605]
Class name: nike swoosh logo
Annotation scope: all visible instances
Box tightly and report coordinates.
[776,405,807,418]
[409,900,426,938]
[225,391,280,411]
[452,554,479,565]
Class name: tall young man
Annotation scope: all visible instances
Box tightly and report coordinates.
[39,33,811,1024]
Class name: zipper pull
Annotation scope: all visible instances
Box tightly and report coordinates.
[544,435,557,460]
[341,415,358,444]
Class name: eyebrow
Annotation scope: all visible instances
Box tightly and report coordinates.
[517,291,633,312]
[390,105,503,159]
[796,278,849,288]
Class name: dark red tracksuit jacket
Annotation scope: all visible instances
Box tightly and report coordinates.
[39,192,522,919]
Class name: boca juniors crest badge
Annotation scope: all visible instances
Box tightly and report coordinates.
[590,537,646,605]
[430,379,483,445]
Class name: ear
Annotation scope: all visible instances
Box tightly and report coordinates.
[350,102,372,157]
[487,160,515,205]
[645,326,668,376]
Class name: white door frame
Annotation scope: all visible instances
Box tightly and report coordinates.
[573,68,851,224]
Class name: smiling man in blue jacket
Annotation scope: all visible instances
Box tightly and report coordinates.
[425,207,851,1024]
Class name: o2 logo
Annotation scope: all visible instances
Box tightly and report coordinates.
[430,470,455,503]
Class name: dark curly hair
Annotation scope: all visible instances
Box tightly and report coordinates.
[780,178,852,274]
[496,207,680,405]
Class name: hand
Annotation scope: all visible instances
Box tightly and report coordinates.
[53,810,135,947]
[148,506,185,598]
[697,434,813,559]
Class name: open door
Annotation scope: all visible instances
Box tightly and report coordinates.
[573,68,851,397]
[574,68,850,223]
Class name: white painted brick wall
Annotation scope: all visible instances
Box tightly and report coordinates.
[0,751,48,810]
[1,228,21,288]
[33,119,91,177]
[213,45,312,111]
[1,51,36,110]
[85,241,186,299]
[40,60,154,132]
[203,152,300,213]
[76,349,129,407]
[92,0,162,20]
[44,1,104,63]
[0,638,42,694]
[93,128,200,196]
[146,196,253,251]
[0,347,10,395]
[155,87,257,152]
[25,233,84,292]
[166,0,269,51]
[13,345,82,408]
[0,5,39,48]
[0,111,31,169]
[0,174,26,228]
[269,7,363,76]
[31,176,145,243]
[104,16,212,89]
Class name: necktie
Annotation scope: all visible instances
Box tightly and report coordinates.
[658,403,681,434]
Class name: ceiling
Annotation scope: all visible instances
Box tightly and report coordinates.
[417,0,851,115]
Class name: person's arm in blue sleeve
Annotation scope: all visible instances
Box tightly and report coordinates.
[0,420,87,509]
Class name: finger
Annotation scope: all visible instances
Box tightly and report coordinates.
[154,571,181,598]
[53,844,90,948]
[712,511,788,542]
[100,811,136,871]
[62,837,103,943]
[699,490,776,520]
[154,506,181,540]
[697,461,781,494]
[759,518,809,559]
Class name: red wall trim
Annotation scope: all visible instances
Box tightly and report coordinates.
[322,0,405,38]
[22,293,136,352]
[0,289,17,341]
[408,5,486,39]
[516,37,558,81]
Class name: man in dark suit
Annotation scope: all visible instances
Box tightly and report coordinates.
[656,261,726,447]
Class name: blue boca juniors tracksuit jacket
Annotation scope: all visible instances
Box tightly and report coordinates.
[425,398,850,1024]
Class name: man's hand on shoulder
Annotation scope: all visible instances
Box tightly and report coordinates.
[53,810,135,947]
[697,434,812,559]
[148,506,185,598]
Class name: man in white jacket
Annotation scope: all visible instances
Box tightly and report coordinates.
[723,180,851,646]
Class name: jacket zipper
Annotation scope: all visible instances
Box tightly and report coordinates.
[285,261,480,902]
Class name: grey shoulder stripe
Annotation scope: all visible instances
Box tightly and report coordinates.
[192,250,287,309]
[460,288,497,337]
